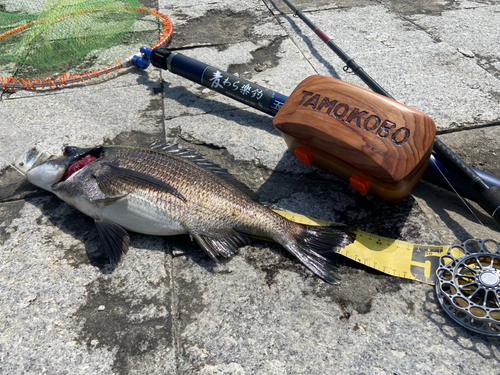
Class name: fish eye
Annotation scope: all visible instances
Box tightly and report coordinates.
[63,146,79,155]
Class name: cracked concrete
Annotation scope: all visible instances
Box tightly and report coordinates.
[1,0,500,374]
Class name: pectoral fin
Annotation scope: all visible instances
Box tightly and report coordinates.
[94,163,186,202]
[192,231,250,260]
[94,219,130,266]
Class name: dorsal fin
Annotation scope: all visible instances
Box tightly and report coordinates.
[148,143,259,201]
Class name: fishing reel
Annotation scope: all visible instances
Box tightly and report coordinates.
[436,238,500,336]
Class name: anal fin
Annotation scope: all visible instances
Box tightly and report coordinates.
[94,219,130,266]
[192,231,250,260]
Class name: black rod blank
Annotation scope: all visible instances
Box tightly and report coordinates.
[281,0,392,98]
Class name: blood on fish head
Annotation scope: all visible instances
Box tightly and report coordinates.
[27,149,99,191]
[62,154,96,181]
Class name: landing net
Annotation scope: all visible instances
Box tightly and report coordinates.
[0,0,173,89]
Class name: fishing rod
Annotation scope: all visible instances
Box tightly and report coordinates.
[280,0,500,221]
[281,0,391,98]
[132,46,500,225]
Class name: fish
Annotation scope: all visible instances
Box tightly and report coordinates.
[25,144,354,284]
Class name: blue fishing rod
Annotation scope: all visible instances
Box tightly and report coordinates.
[132,46,500,225]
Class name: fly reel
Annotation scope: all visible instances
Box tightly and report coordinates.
[436,239,500,336]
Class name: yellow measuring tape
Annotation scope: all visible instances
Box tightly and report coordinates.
[275,210,449,285]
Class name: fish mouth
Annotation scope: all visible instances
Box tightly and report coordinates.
[14,145,53,175]
[26,145,105,191]
[59,146,104,182]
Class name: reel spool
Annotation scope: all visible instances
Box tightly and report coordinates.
[436,239,500,336]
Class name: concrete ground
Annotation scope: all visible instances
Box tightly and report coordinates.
[1,0,500,374]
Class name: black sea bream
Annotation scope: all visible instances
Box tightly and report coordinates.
[26,144,353,284]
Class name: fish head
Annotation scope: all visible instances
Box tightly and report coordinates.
[26,145,104,192]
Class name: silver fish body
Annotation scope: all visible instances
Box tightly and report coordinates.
[26,144,353,284]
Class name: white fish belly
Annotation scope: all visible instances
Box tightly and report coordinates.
[102,198,187,236]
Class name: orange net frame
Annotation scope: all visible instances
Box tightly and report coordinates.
[0,7,173,90]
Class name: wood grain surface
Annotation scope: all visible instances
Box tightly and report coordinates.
[273,75,436,183]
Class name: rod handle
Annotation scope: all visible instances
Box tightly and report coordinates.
[478,186,500,225]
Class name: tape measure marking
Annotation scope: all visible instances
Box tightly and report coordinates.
[274,210,449,285]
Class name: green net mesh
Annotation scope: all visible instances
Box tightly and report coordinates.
[0,0,142,67]
[0,0,172,88]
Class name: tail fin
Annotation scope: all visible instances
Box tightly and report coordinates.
[283,224,355,285]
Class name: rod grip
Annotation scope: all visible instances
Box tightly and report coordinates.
[150,47,288,116]
[478,186,500,225]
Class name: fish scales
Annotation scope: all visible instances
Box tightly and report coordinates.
[105,148,280,237]
[25,144,354,284]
